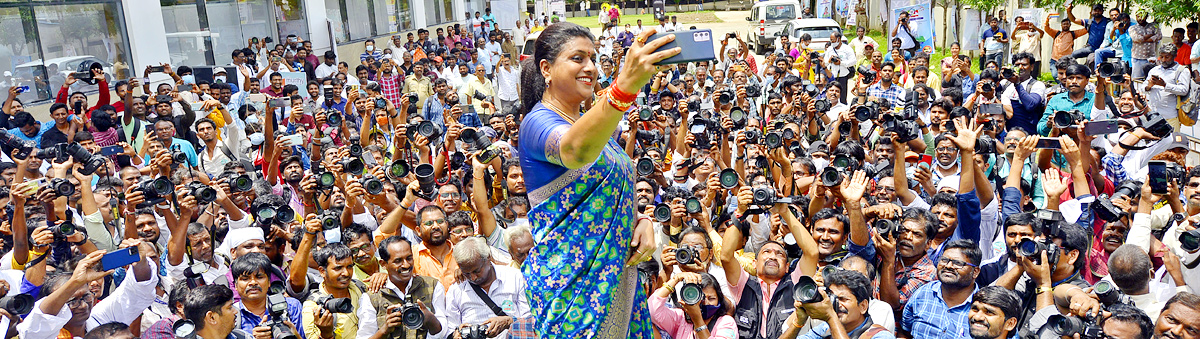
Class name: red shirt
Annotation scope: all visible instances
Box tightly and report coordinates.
[1177,43,1193,66]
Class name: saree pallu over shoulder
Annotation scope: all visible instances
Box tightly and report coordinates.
[517,103,652,339]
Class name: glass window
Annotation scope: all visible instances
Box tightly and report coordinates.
[275,0,309,40]
[208,0,275,65]
[372,0,395,36]
[160,0,207,67]
[765,5,795,20]
[325,0,348,43]
[397,0,413,31]
[34,2,132,95]
[0,5,49,102]
[346,0,371,40]
[426,0,442,26]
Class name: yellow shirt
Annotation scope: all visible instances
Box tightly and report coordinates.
[404,76,434,108]
[301,282,364,339]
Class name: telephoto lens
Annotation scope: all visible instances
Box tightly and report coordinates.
[414,164,437,199]
[314,295,353,313]
[1093,280,1130,306]
[678,282,704,304]
[187,182,218,204]
[653,204,672,222]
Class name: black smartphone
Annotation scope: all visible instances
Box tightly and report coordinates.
[1149,160,1169,194]
[1035,138,1061,149]
[178,84,193,92]
[101,247,141,271]
[100,145,124,156]
[649,29,717,65]
[1084,120,1120,135]
[978,103,1003,116]
[149,65,165,73]
[269,98,285,107]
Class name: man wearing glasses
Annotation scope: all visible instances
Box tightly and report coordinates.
[899,239,981,339]
[991,222,1093,335]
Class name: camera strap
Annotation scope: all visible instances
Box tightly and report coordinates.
[469,283,509,317]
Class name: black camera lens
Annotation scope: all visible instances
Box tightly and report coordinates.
[1180,229,1200,252]
[854,105,874,122]
[50,178,76,197]
[317,172,337,190]
[416,121,439,138]
[653,204,672,222]
[414,164,437,198]
[348,144,363,158]
[685,198,701,214]
[718,168,739,189]
[326,112,343,126]
[639,107,654,121]
[764,132,782,149]
[820,167,843,187]
[401,303,425,329]
[637,157,656,176]
[1017,238,1041,257]
[227,173,253,192]
[794,276,823,303]
[0,294,33,315]
[752,187,776,205]
[363,176,385,195]
[679,283,703,304]
[342,158,365,174]
[388,159,410,178]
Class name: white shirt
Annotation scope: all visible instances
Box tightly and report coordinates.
[357,278,449,339]
[315,62,339,79]
[445,265,531,339]
[1146,63,1192,119]
[18,261,160,339]
[496,65,521,101]
[165,253,231,289]
[824,42,856,78]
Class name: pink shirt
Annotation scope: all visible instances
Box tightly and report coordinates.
[648,295,739,339]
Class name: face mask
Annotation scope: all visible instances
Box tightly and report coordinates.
[763,75,775,86]
[376,116,390,127]
[214,76,226,83]
[937,158,959,170]
[249,132,265,145]
[245,114,260,125]
[181,75,195,85]
[701,304,722,319]
[366,45,375,52]
[324,228,342,244]
[812,158,830,173]
[511,218,529,228]
[384,54,393,59]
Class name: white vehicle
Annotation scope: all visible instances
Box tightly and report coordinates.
[520,30,541,62]
[744,0,802,54]
[776,18,845,51]
[13,56,115,85]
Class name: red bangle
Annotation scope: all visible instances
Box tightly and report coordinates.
[608,79,636,103]
[608,96,633,112]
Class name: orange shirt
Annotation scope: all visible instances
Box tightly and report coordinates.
[414,242,458,288]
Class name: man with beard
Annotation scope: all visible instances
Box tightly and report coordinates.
[301,242,365,339]
[196,117,239,176]
[166,220,232,286]
[1039,64,1094,136]
[270,156,308,216]
[862,62,905,108]
[445,237,530,339]
[18,240,159,338]
[1153,293,1200,339]
[781,270,894,339]
[721,190,820,339]
[993,222,1092,335]
[1144,44,1193,130]
[966,286,1020,339]
[358,236,447,339]
[875,208,940,309]
[900,239,981,339]
[393,203,456,289]
[231,253,304,336]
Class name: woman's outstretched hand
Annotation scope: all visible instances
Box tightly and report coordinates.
[614,28,681,95]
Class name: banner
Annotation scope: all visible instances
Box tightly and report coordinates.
[279,72,308,98]
[817,0,833,18]
[961,9,981,51]
[892,2,936,54]
[835,0,856,19]
[1014,8,1044,25]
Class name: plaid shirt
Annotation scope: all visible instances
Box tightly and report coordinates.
[901,281,976,339]
[509,317,538,339]
[866,82,906,108]
[140,315,181,339]
[378,72,404,106]
[895,254,938,305]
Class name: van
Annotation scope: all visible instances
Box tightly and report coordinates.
[744,0,802,54]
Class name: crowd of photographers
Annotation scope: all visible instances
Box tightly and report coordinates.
[0,5,1198,339]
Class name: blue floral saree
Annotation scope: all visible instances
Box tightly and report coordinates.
[518,102,651,339]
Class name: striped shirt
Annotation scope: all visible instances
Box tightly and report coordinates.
[901,281,976,339]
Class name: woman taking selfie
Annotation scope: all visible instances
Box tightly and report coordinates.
[518,22,680,338]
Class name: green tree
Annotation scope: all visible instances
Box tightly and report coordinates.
[1141,0,1200,24]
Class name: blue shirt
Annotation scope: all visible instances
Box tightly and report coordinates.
[423,95,449,132]
[800,320,895,339]
[145,137,199,167]
[901,281,977,339]
[6,122,54,148]
[235,297,307,339]
[866,82,906,108]
[1084,18,1111,50]
[1038,91,1094,136]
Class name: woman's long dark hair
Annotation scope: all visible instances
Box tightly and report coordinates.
[520,22,596,116]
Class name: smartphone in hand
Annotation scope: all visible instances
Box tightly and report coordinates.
[101,247,141,271]
[1035,138,1062,149]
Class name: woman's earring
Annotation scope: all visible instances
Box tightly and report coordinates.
[545,77,551,86]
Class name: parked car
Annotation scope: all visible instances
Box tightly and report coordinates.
[521,31,541,62]
[744,0,802,55]
[776,18,845,52]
